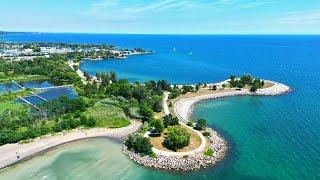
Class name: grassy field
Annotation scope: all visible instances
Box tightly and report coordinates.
[0,89,33,102]
[0,101,24,114]
[149,124,202,152]
[0,75,49,83]
[84,102,131,128]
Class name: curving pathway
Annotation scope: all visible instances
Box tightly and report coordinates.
[151,91,207,157]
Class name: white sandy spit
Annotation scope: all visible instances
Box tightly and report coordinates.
[174,80,291,123]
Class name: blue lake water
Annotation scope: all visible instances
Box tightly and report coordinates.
[16,87,78,104]
[1,33,320,179]
[0,80,77,104]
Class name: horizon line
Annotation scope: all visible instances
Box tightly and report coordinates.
[1,30,320,36]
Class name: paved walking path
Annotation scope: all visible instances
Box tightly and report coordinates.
[150,91,207,157]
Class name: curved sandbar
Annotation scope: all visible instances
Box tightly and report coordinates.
[0,119,142,170]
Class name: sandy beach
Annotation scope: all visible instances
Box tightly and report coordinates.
[0,119,142,170]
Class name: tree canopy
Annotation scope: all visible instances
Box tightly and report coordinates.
[164,126,190,151]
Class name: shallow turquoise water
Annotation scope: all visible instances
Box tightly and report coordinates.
[192,96,320,179]
[2,33,320,179]
[0,138,183,180]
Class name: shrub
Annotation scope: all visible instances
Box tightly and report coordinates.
[128,107,142,119]
[195,119,206,130]
[125,134,153,155]
[186,121,194,127]
[203,131,211,137]
[86,117,96,127]
[164,126,190,151]
[139,103,154,121]
[211,85,217,90]
[139,122,150,134]
[204,148,214,157]
[163,114,179,128]
[149,119,164,134]
[80,115,88,125]
[250,84,258,92]
[149,152,157,158]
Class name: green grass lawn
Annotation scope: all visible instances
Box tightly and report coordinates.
[0,89,33,102]
[0,75,49,83]
[84,102,131,128]
[0,101,24,114]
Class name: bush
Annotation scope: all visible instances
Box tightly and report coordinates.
[203,131,211,137]
[125,134,153,155]
[128,107,142,119]
[149,119,164,134]
[80,115,88,125]
[204,148,214,157]
[139,103,154,121]
[86,117,96,127]
[195,119,206,130]
[211,85,217,90]
[186,121,194,127]
[149,152,157,158]
[164,126,190,151]
[163,114,179,128]
[139,122,150,134]
[250,84,258,92]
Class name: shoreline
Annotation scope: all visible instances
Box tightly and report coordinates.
[82,51,154,61]
[0,119,142,170]
[174,80,291,124]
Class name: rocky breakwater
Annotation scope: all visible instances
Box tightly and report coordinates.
[122,126,228,171]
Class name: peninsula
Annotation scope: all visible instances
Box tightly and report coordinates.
[0,42,291,172]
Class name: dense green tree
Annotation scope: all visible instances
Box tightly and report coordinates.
[150,119,164,134]
[211,85,217,90]
[195,83,201,92]
[125,134,153,155]
[139,103,154,121]
[86,117,96,127]
[164,126,190,151]
[163,114,179,128]
[195,119,207,130]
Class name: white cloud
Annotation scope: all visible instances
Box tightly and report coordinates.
[90,0,118,13]
[277,9,320,24]
[210,0,275,8]
[85,0,277,25]
[89,0,275,15]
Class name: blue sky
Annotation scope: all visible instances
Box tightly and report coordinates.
[1,0,320,34]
